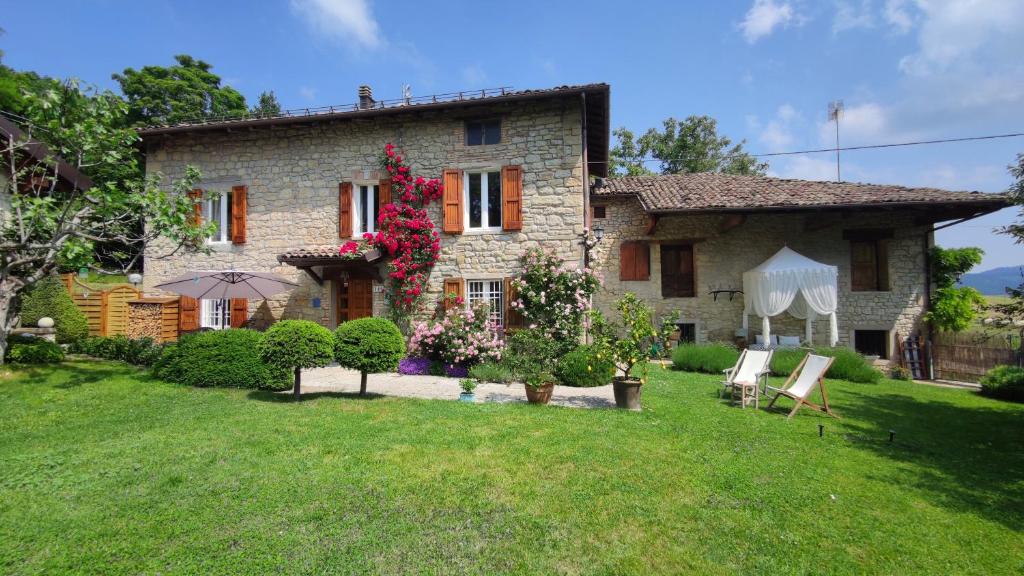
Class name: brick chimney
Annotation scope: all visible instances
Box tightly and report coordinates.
[358,85,374,109]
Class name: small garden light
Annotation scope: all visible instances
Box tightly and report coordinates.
[818,424,825,438]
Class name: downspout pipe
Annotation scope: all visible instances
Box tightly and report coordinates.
[923,225,934,379]
[581,92,591,268]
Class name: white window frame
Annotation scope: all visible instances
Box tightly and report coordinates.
[463,170,502,232]
[204,191,232,244]
[200,298,231,330]
[467,279,504,328]
[353,183,379,237]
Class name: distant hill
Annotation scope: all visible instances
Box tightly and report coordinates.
[959,266,1024,295]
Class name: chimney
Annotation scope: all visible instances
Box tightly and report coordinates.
[358,85,374,109]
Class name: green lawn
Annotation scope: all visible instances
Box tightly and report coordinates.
[1,361,1022,575]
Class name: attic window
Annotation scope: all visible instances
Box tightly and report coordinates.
[592,205,607,219]
[466,119,500,146]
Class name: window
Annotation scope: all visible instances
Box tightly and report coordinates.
[855,330,889,359]
[354,183,379,235]
[661,244,695,297]
[200,298,231,330]
[845,229,891,292]
[678,323,696,344]
[467,279,504,327]
[204,191,233,243]
[464,171,502,230]
[592,205,607,219]
[465,119,500,146]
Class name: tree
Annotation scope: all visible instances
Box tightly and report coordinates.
[609,116,767,177]
[259,320,335,400]
[334,317,406,396]
[0,81,210,363]
[112,54,247,126]
[925,246,986,332]
[994,154,1024,329]
[251,91,282,118]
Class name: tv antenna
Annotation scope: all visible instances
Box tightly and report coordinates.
[401,84,412,105]
[828,100,843,182]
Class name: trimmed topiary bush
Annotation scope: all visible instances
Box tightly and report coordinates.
[261,320,335,400]
[335,317,406,395]
[154,329,289,390]
[5,337,64,364]
[555,344,615,387]
[19,276,88,344]
[672,343,740,374]
[979,365,1024,403]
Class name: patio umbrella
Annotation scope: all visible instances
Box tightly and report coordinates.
[154,270,299,300]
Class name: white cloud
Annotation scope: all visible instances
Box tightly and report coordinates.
[290,0,382,49]
[833,0,875,33]
[769,156,842,182]
[898,0,1023,76]
[299,86,317,101]
[460,64,487,87]
[740,0,798,43]
[883,0,913,33]
[816,102,894,146]
[753,104,802,152]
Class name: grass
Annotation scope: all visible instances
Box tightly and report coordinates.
[1,361,1022,575]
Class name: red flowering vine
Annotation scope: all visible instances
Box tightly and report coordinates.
[347,143,443,313]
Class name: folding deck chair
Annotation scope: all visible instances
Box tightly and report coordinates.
[721,348,774,408]
[765,353,837,419]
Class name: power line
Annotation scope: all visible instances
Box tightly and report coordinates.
[593,131,1024,166]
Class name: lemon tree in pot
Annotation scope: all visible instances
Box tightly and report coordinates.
[592,293,656,411]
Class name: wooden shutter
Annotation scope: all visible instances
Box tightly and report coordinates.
[504,277,523,331]
[442,169,463,234]
[501,165,523,231]
[339,182,353,238]
[619,242,650,281]
[178,296,199,332]
[187,189,202,226]
[876,239,890,291]
[231,185,247,245]
[850,240,878,292]
[443,277,465,309]
[661,244,695,297]
[379,178,392,209]
[230,298,248,328]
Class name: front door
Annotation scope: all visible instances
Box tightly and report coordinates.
[337,277,373,324]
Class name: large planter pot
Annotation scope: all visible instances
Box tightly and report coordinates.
[613,377,643,411]
[524,382,554,405]
[459,392,475,403]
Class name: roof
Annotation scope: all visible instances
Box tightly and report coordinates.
[138,83,611,177]
[0,116,93,190]
[277,246,383,266]
[593,172,1009,214]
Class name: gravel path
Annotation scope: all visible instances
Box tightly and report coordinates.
[299,365,617,409]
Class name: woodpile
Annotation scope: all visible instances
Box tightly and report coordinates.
[127,298,180,343]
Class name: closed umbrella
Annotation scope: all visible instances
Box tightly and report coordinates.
[154,270,299,300]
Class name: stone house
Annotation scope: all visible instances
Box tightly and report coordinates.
[138,82,1006,360]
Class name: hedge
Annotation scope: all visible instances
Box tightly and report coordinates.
[5,336,63,364]
[19,276,88,344]
[154,329,290,390]
[979,365,1024,403]
[71,335,163,366]
[672,343,882,383]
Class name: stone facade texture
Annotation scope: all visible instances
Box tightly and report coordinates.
[142,100,586,329]
[591,196,931,353]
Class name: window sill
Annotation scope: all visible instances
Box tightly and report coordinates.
[462,227,505,236]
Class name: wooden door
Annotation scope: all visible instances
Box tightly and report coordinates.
[337,278,373,324]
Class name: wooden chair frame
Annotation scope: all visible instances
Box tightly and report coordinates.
[721,348,774,404]
[766,354,839,420]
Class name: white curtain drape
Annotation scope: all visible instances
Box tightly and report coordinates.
[741,247,839,346]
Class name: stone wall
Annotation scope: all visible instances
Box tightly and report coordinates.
[590,196,931,352]
[143,99,586,329]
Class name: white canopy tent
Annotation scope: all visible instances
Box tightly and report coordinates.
[741,247,839,347]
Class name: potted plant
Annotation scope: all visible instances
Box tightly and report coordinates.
[459,378,477,402]
[524,370,556,404]
[592,293,657,411]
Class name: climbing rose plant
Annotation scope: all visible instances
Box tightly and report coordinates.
[511,248,601,343]
[342,143,443,316]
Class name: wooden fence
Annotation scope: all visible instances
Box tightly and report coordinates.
[931,331,1022,383]
[61,274,141,337]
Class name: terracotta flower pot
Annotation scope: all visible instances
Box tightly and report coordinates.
[524,382,554,404]
[613,377,643,411]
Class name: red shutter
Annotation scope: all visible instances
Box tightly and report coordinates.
[187,189,202,226]
[850,240,877,292]
[636,242,650,281]
[443,278,465,309]
[501,165,523,231]
[230,298,248,328]
[504,277,523,330]
[620,242,635,281]
[179,296,199,332]
[339,182,353,238]
[442,169,463,234]
[379,178,392,209]
[231,185,247,245]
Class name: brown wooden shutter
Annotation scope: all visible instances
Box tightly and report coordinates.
[379,178,392,209]
[876,239,890,291]
[339,182,353,238]
[850,240,877,292]
[504,277,523,331]
[187,189,202,226]
[620,242,649,281]
[661,244,694,297]
[231,185,247,245]
[230,298,248,328]
[442,169,463,234]
[636,242,650,281]
[443,277,465,309]
[501,165,523,231]
[179,296,199,332]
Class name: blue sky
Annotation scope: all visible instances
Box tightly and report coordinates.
[1,0,1021,270]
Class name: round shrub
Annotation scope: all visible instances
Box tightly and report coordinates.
[334,317,406,374]
[979,365,1024,403]
[261,320,335,373]
[5,338,64,364]
[555,345,615,387]
[154,329,289,390]
[504,327,562,375]
[19,276,88,344]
